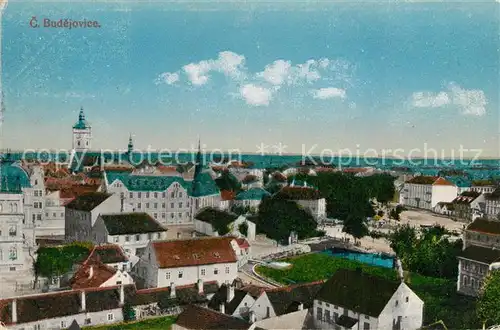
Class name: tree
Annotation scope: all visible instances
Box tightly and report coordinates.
[215,170,241,192]
[257,196,317,242]
[122,303,136,322]
[477,270,500,329]
[238,222,249,237]
[342,214,369,241]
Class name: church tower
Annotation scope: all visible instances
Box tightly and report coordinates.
[127,133,134,154]
[72,107,92,151]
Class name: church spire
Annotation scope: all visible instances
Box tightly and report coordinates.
[79,107,85,121]
[194,139,203,179]
[128,133,134,153]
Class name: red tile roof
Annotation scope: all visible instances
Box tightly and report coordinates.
[236,238,250,249]
[152,237,238,268]
[220,190,237,201]
[432,177,455,186]
[175,304,250,329]
[92,244,129,264]
[70,260,117,289]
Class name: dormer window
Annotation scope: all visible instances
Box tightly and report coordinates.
[173,255,180,260]
[193,253,199,259]
[214,252,220,258]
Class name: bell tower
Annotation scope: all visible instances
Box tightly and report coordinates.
[72,107,92,151]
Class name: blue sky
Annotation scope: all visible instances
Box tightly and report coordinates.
[1,1,499,157]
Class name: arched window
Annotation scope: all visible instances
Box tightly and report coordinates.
[13,203,17,213]
[9,204,13,213]
[86,141,89,146]
[78,141,81,146]
[9,247,17,260]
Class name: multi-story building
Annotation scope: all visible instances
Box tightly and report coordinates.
[457,218,500,296]
[400,176,458,210]
[134,237,239,288]
[275,186,326,221]
[103,145,220,225]
[483,188,500,220]
[65,192,122,243]
[448,191,485,223]
[91,213,168,262]
[470,180,497,194]
[313,269,424,330]
[0,158,37,298]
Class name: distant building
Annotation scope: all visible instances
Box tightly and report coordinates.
[234,187,270,210]
[275,186,326,221]
[400,176,458,210]
[87,244,131,272]
[91,213,168,262]
[457,218,500,296]
[72,107,92,151]
[70,257,133,290]
[483,188,500,220]
[134,237,239,288]
[65,192,122,243]
[194,208,256,241]
[313,269,424,330]
[449,191,485,222]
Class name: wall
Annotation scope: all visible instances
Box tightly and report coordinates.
[431,185,458,208]
[194,219,217,236]
[313,299,377,330]
[457,258,489,297]
[101,270,134,287]
[250,292,276,321]
[377,283,423,330]
[156,262,238,288]
[7,307,123,330]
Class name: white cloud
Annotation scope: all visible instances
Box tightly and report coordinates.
[447,82,487,116]
[181,51,246,86]
[156,72,180,85]
[240,84,272,106]
[411,82,487,116]
[411,91,450,108]
[257,60,292,86]
[311,87,346,100]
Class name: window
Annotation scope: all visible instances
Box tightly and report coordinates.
[201,269,206,276]
[325,303,329,307]
[325,310,331,323]
[138,192,142,198]
[334,312,339,322]
[135,234,141,241]
[129,192,133,198]
[154,192,158,198]
[107,313,114,321]
[10,267,16,271]
[162,192,166,198]
[154,203,158,209]
[84,318,91,325]
[225,266,230,274]
[37,214,42,221]
[171,192,175,198]
[137,203,142,209]
[9,226,17,237]
[178,271,183,278]
[9,247,17,260]
[61,320,67,328]
[179,202,183,208]
[364,322,370,330]
[179,192,183,198]
[365,315,369,319]
[166,272,171,280]
[214,268,219,275]
[171,213,174,219]
[125,236,130,242]
[34,324,41,330]
[162,213,166,219]
[317,307,323,321]
[114,236,119,243]
[171,203,174,208]
[162,203,166,208]
[146,193,150,198]
[146,203,150,208]
[395,300,398,307]
[154,213,158,219]
[178,213,182,218]
[406,297,409,303]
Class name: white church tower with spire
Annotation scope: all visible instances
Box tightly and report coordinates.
[72,107,92,151]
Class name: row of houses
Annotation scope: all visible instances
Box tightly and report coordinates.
[0,268,425,330]
[400,176,499,221]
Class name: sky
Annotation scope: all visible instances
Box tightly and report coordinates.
[1,0,499,157]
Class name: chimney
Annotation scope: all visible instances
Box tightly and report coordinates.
[88,266,94,279]
[80,291,86,311]
[170,282,176,298]
[197,279,203,294]
[119,284,125,306]
[249,310,256,323]
[11,299,17,323]
[219,303,225,314]
[226,283,234,303]
[297,303,304,311]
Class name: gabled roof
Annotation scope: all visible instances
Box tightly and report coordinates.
[406,176,438,185]
[175,304,250,330]
[65,192,112,211]
[452,191,482,205]
[236,238,250,249]
[208,284,251,315]
[432,177,455,186]
[151,237,238,268]
[235,187,270,201]
[458,245,500,264]
[192,172,220,197]
[70,259,117,289]
[264,281,325,316]
[100,213,167,235]
[315,269,400,318]
[467,218,500,235]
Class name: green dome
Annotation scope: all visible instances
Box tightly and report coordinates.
[73,107,90,129]
[0,161,31,192]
